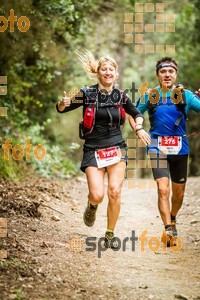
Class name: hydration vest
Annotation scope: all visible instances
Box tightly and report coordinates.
[79,84,126,139]
[146,84,187,128]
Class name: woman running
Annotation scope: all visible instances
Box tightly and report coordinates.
[56,50,150,248]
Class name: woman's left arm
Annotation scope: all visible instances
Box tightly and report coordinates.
[129,116,151,145]
[124,96,151,145]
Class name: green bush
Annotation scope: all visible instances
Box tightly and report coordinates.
[0,122,80,179]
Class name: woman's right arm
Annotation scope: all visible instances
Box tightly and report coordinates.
[57,91,70,112]
[56,90,84,113]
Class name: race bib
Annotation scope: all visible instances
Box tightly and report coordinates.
[158,136,182,155]
[95,146,122,168]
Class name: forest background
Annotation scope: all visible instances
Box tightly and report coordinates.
[0,0,200,180]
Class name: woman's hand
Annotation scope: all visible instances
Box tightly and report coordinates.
[59,91,71,107]
[136,128,151,145]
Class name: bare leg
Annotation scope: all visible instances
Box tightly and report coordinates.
[171,182,186,217]
[156,177,171,225]
[106,161,126,231]
[85,166,106,205]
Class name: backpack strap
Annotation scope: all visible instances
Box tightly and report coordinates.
[174,86,187,126]
[145,85,187,127]
[82,84,98,107]
[116,90,126,126]
[146,93,158,128]
[80,84,98,139]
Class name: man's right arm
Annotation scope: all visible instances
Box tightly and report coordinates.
[136,94,148,114]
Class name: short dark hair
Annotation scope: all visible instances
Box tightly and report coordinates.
[156,57,178,73]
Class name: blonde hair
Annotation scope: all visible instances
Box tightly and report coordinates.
[75,49,119,80]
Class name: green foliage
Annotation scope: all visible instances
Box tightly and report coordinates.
[0,0,104,179]
[0,123,80,179]
[14,289,25,300]
[0,152,18,179]
[0,0,199,178]
[1,257,28,269]
[0,259,26,299]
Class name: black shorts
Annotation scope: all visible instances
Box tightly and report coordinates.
[81,144,127,173]
[148,153,188,184]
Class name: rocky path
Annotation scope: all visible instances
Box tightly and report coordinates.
[0,176,199,300]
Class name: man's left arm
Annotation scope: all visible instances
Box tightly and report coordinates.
[195,89,200,98]
[186,90,200,113]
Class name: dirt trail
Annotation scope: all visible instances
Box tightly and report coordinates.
[0,176,200,300]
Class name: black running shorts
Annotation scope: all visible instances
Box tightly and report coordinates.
[148,153,188,184]
[81,145,127,173]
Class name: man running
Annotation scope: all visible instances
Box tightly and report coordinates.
[129,57,200,244]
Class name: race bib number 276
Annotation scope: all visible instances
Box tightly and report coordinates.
[158,136,182,155]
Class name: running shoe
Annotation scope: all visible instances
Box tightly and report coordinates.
[171,219,178,237]
[161,227,177,247]
[104,231,120,250]
[83,201,98,227]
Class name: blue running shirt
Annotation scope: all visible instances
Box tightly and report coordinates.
[137,87,200,155]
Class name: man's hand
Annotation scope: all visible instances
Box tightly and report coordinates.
[195,89,200,98]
